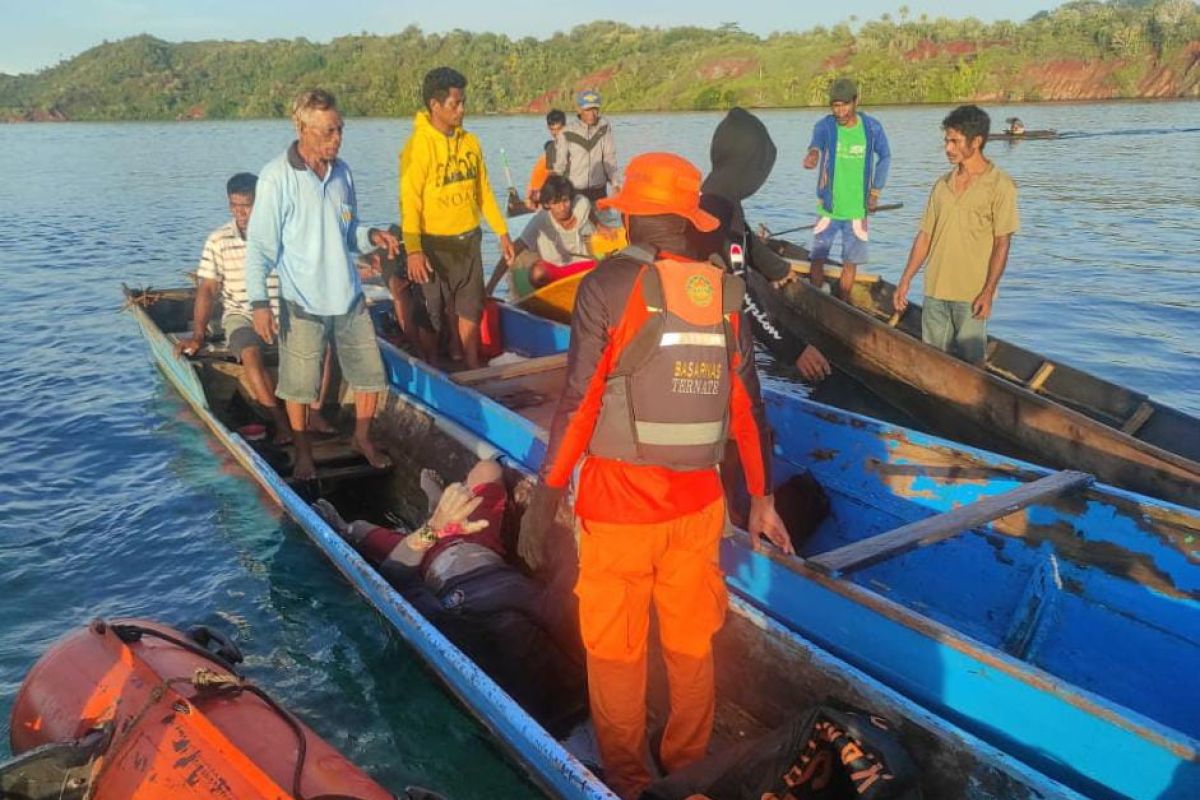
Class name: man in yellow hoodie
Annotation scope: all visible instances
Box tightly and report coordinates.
[400,67,515,369]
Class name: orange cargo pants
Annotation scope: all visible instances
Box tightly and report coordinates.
[575,497,728,800]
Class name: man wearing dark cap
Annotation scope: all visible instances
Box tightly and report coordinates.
[552,88,619,203]
[802,77,891,298]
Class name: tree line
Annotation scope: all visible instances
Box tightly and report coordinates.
[2,0,1197,121]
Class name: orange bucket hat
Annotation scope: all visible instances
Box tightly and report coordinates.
[598,152,719,232]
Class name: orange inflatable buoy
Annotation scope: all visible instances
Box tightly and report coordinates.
[4,618,398,800]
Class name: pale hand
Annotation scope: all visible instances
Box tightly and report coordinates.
[427,482,488,535]
[893,280,911,314]
[252,307,277,345]
[972,290,995,320]
[795,345,832,383]
[748,494,794,555]
[407,252,433,284]
[499,234,516,265]
[803,149,819,170]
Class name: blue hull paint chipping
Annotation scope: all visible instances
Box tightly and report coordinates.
[390,305,1200,800]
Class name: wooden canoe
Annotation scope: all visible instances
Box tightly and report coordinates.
[991,129,1059,141]
[761,237,1200,510]
[372,296,1199,800]
[123,284,1087,800]
[489,236,1200,509]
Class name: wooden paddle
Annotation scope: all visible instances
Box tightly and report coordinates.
[484,255,511,297]
[764,202,904,239]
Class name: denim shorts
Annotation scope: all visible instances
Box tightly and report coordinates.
[276,297,387,403]
[921,297,988,364]
[810,217,869,264]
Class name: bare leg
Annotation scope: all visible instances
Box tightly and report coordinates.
[309,345,337,435]
[389,275,417,344]
[417,327,439,366]
[352,391,392,469]
[809,258,826,289]
[837,261,857,300]
[458,316,482,370]
[446,309,464,363]
[285,401,316,480]
[240,346,292,445]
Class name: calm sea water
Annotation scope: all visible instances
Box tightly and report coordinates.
[0,100,1197,798]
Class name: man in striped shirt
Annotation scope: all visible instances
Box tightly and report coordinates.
[177,173,295,443]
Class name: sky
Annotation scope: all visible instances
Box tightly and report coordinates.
[0,0,1063,76]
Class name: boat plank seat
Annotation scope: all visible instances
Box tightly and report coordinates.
[284,461,390,485]
[1025,361,1056,392]
[279,436,391,484]
[786,260,881,285]
[167,332,237,361]
[809,470,1095,575]
[1121,401,1156,436]
[451,353,569,386]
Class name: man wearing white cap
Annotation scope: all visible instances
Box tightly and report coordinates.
[552,88,620,203]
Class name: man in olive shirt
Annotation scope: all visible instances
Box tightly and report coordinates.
[894,105,1019,364]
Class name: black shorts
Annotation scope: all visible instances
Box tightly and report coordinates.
[420,228,485,329]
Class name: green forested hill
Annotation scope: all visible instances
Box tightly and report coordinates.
[3,0,1198,121]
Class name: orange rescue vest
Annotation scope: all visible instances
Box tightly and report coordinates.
[589,246,745,470]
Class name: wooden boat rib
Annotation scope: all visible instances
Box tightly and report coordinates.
[124,284,1087,800]
[762,237,1200,510]
[377,299,1199,799]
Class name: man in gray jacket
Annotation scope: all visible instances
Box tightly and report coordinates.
[552,88,619,203]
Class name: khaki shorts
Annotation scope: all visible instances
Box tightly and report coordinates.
[276,297,387,403]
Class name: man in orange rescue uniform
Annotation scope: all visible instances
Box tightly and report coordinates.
[518,152,793,799]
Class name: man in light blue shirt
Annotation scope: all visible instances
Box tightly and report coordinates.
[245,88,399,480]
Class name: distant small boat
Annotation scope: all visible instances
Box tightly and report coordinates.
[2,618,407,800]
[506,187,532,218]
[993,128,1059,141]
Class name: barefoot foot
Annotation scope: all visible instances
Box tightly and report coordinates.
[419,468,445,514]
[352,435,393,470]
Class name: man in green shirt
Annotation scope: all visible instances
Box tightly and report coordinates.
[894,105,1019,364]
[803,78,891,298]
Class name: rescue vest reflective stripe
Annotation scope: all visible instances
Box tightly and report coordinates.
[588,246,745,470]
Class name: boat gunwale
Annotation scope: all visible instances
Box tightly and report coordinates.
[760,247,1200,483]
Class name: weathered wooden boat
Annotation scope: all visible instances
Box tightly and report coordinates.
[124,284,1089,800]
[483,237,1200,509]
[1,617,407,800]
[992,129,1059,141]
[370,294,1199,800]
[760,237,1200,510]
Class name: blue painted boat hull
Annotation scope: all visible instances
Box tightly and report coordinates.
[124,286,1085,800]
[385,300,1200,800]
